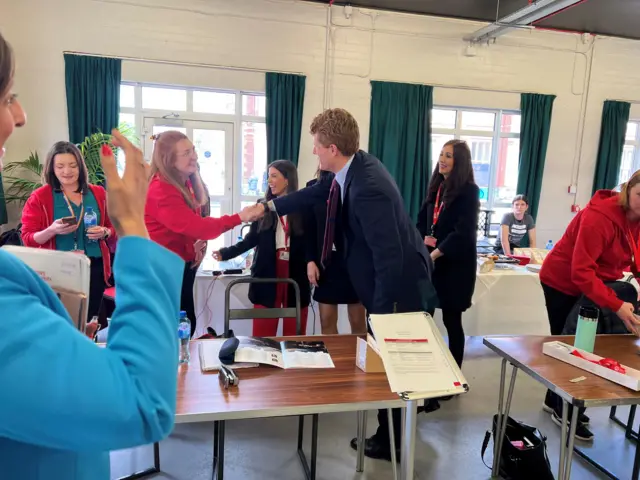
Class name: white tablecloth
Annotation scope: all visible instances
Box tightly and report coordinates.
[194,266,548,338]
[432,265,549,337]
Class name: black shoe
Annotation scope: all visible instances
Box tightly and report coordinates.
[551,411,594,442]
[418,399,440,414]
[349,436,400,462]
[543,401,590,425]
[437,395,454,401]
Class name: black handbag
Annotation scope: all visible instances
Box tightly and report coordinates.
[0,223,22,247]
[481,414,555,480]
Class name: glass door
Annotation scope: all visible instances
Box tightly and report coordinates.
[143,117,234,270]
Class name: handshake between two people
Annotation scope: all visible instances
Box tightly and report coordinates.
[238,203,266,223]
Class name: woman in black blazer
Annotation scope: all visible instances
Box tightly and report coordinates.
[417,140,479,367]
[214,160,310,336]
[304,169,366,334]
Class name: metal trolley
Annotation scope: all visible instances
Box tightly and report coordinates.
[212,277,320,480]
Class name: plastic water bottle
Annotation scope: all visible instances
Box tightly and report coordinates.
[545,240,554,250]
[84,207,98,243]
[178,311,191,364]
[574,306,599,353]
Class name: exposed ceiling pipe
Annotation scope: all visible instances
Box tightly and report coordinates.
[464,0,584,44]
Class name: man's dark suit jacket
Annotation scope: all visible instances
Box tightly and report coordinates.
[272,150,435,315]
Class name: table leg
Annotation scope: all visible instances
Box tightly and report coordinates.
[559,400,568,480]
[388,409,399,480]
[217,420,226,480]
[632,428,640,480]
[491,358,507,476]
[493,363,518,479]
[563,407,579,480]
[400,400,417,480]
[356,410,367,472]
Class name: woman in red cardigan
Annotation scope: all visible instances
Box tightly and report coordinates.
[145,131,262,335]
[21,141,115,321]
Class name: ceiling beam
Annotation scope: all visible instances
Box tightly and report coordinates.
[464,0,584,43]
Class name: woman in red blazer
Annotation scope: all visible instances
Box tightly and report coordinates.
[21,141,115,321]
[145,131,262,335]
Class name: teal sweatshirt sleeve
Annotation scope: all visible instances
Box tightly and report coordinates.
[0,236,182,452]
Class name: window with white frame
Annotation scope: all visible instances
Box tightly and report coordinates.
[118,83,267,258]
[431,107,521,234]
[619,121,640,185]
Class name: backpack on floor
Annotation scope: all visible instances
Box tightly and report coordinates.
[481,414,555,480]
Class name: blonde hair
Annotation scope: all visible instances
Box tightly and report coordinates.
[149,131,207,209]
[310,108,360,156]
[620,170,640,210]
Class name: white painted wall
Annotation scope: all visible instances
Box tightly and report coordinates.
[2,0,640,243]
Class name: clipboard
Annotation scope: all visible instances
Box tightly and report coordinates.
[368,312,469,401]
[2,245,90,332]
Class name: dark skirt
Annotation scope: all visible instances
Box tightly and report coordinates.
[313,256,359,305]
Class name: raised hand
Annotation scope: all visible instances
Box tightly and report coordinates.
[99,131,149,239]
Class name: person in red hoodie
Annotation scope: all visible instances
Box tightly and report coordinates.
[21,141,115,322]
[539,171,640,441]
[145,131,262,335]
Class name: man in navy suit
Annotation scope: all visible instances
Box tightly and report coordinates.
[259,108,436,460]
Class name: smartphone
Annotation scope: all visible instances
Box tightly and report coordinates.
[60,216,77,225]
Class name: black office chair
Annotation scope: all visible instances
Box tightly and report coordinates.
[213,278,318,480]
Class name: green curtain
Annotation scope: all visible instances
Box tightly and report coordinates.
[0,174,7,225]
[368,81,433,221]
[265,72,306,167]
[64,54,122,144]
[592,100,631,194]
[516,93,556,228]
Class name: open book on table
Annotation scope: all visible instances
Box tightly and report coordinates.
[368,312,469,401]
[199,336,335,372]
[2,245,90,332]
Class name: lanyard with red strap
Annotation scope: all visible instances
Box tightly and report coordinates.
[431,184,444,236]
[186,180,201,216]
[279,216,290,250]
[626,224,640,277]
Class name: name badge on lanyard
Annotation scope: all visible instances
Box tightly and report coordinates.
[62,192,84,252]
[279,217,290,261]
[426,185,443,248]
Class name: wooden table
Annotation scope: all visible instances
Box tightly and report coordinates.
[484,335,640,480]
[176,335,416,480]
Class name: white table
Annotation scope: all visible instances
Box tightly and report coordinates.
[432,265,550,337]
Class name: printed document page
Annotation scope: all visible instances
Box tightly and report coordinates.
[233,337,285,368]
[281,340,335,369]
[369,312,462,394]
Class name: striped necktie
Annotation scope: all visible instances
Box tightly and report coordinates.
[321,179,340,267]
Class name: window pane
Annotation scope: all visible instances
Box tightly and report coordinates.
[431,134,455,167]
[242,122,268,196]
[461,111,495,132]
[461,135,493,203]
[120,85,135,108]
[432,109,456,129]
[492,138,520,206]
[142,87,187,111]
[500,114,521,134]
[193,129,227,196]
[118,113,135,132]
[619,145,636,185]
[243,95,266,117]
[626,123,638,141]
[193,91,236,114]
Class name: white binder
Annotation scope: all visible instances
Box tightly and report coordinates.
[2,245,90,332]
[368,312,469,400]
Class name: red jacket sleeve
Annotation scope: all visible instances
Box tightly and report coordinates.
[570,211,625,312]
[21,193,48,248]
[147,180,241,240]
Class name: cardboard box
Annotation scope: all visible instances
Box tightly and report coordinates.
[356,336,385,373]
[543,341,640,391]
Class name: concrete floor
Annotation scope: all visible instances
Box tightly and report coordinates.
[110,337,636,479]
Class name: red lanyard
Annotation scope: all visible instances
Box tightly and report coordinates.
[627,225,640,276]
[279,216,289,250]
[433,185,444,227]
[186,180,201,216]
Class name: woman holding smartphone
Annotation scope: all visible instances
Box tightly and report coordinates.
[22,141,115,321]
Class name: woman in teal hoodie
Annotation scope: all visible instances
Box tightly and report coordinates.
[0,32,183,479]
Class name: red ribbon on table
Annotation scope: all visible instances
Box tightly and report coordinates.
[571,350,626,374]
